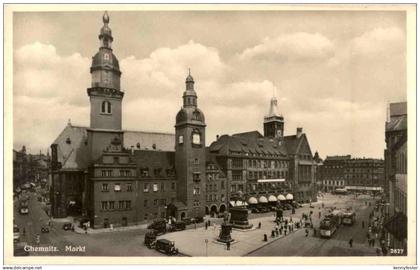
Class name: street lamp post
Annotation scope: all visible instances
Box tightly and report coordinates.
[205,239,208,257]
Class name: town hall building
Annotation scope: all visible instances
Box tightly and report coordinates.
[50,12,318,228]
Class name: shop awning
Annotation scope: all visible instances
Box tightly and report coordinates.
[268,195,277,202]
[277,194,286,201]
[248,197,258,205]
[286,194,293,200]
[259,196,268,203]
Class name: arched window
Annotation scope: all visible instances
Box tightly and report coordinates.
[101,101,112,114]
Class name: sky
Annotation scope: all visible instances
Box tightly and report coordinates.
[12,9,407,159]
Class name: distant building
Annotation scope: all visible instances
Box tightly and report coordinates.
[384,102,407,253]
[13,145,50,190]
[207,95,318,205]
[344,158,384,192]
[321,155,351,192]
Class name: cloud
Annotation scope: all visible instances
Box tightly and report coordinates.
[120,40,228,101]
[238,32,335,62]
[14,42,91,106]
[351,27,405,56]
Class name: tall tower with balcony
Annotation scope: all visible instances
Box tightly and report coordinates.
[175,71,206,218]
[87,12,124,162]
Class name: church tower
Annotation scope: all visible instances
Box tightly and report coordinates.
[175,71,206,218]
[263,94,284,139]
[87,12,124,161]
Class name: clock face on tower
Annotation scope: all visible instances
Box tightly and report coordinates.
[104,53,110,61]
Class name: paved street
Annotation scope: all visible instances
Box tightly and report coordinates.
[13,189,380,257]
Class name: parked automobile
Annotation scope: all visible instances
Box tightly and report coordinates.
[181,217,195,225]
[63,223,73,231]
[194,216,204,223]
[155,239,179,256]
[13,225,20,243]
[41,226,50,233]
[251,208,260,213]
[168,221,186,232]
[144,231,157,248]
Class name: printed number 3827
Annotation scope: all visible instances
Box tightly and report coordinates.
[390,249,404,254]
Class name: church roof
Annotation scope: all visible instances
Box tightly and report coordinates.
[51,124,175,170]
[52,124,90,170]
[124,130,175,151]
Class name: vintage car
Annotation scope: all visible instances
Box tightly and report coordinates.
[62,223,73,231]
[41,226,50,233]
[168,221,186,232]
[194,216,204,223]
[147,219,167,235]
[13,225,20,243]
[155,239,179,256]
[144,231,157,248]
[251,208,260,213]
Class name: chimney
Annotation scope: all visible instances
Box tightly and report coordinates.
[216,135,219,141]
[296,127,303,138]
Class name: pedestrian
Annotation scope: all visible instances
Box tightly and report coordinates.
[372,238,376,247]
[284,229,287,235]
[313,228,317,237]
[205,222,208,230]
[362,220,365,229]
[226,241,230,251]
[318,212,321,219]
[349,238,353,248]
[263,234,268,242]
[271,230,275,238]
[376,247,381,256]
[258,222,261,229]
[305,229,309,237]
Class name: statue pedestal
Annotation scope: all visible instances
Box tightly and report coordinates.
[229,206,253,229]
[216,223,234,243]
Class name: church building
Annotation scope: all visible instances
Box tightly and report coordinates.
[50,12,318,228]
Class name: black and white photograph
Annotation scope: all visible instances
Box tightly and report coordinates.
[4,3,416,265]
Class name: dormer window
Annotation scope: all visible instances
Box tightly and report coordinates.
[101,100,112,114]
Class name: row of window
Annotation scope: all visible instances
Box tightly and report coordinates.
[323,180,345,186]
[139,168,175,178]
[232,159,289,169]
[101,170,132,177]
[144,198,175,207]
[143,182,176,192]
[247,170,288,180]
[206,194,225,202]
[101,200,131,210]
[102,183,132,192]
[206,182,225,192]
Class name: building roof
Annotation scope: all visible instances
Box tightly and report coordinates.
[386,115,407,132]
[52,124,90,170]
[52,124,175,170]
[209,131,288,157]
[124,130,175,151]
[325,155,352,161]
[283,134,311,156]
